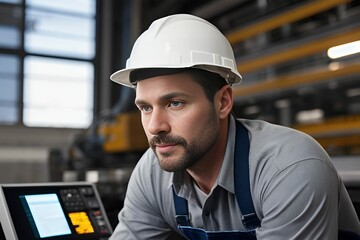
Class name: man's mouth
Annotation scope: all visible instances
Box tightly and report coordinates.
[155,143,178,153]
[156,143,176,147]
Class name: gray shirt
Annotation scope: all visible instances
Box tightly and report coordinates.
[110,117,360,239]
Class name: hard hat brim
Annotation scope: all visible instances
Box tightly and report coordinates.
[110,65,242,88]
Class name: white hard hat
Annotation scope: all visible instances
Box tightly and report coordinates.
[110,14,242,88]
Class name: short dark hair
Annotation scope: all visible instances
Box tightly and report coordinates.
[185,68,227,102]
[130,68,227,102]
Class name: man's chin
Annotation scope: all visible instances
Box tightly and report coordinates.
[157,157,186,172]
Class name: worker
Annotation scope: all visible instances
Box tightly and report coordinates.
[109,14,360,239]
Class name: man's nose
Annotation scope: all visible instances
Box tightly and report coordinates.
[147,109,171,136]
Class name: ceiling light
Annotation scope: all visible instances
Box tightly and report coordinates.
[296,109,324,124]
[327,40,360,59]
[328,62,341,71]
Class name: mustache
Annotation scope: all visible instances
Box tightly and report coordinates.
[149,133,187,148]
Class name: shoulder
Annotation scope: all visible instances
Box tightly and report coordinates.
[237,120,346,236]
[238,118,333,171]
[238,119,340,208]
[114,149,182,238]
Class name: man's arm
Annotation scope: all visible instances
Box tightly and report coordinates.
[256,159,339,239]
[110,154,185,240]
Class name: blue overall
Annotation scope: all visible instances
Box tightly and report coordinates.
[173,121,360,240]
[173,121,258,240]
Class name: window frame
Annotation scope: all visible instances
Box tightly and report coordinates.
[0,0,98,129]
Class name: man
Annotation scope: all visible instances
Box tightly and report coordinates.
[109,14,360,239]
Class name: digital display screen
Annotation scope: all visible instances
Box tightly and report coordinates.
[21,193,72,238]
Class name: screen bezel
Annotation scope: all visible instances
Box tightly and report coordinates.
[0,182,112,240]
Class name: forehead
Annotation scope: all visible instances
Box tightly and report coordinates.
[135,72,204,98]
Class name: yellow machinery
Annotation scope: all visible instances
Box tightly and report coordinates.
[98,111,148,153]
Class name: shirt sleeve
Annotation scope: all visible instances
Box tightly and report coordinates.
[256,159,340,239]
[109,154,185,240]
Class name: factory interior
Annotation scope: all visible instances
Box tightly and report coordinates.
[1,0,360,237]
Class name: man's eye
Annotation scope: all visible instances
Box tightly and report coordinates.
[169,101,183,108]
[139,106,152,112]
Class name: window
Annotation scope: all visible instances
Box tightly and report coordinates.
[0,0,96,128]
[0,54,19,124]
[23,56,94,128]
[25,0,95,59]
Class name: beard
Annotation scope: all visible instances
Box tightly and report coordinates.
[149,106,218,172]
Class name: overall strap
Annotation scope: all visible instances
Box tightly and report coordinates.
[173,188,191,226]
[173,120,260,230]
[234,121,260,230]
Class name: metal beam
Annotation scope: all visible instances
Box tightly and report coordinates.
[292,115,360,137]
[316,135,360,148]
[237,27,360,73]
[233,62,360,98]
[226,0,351,44]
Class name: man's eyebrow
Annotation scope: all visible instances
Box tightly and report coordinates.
[159,92,191,101]
[135,92,191,105]
[134,99,147,106]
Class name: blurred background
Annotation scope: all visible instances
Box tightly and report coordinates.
[0,0,359,228]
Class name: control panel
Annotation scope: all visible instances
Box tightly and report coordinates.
[0,182,113,240]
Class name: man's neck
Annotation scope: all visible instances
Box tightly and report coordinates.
[186,118,229,194]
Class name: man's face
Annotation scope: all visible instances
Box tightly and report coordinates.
[135,73,221,172]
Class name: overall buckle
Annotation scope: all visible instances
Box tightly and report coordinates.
[175,214,191,226]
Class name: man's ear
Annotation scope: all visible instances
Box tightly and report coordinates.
[216,85,233,120]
